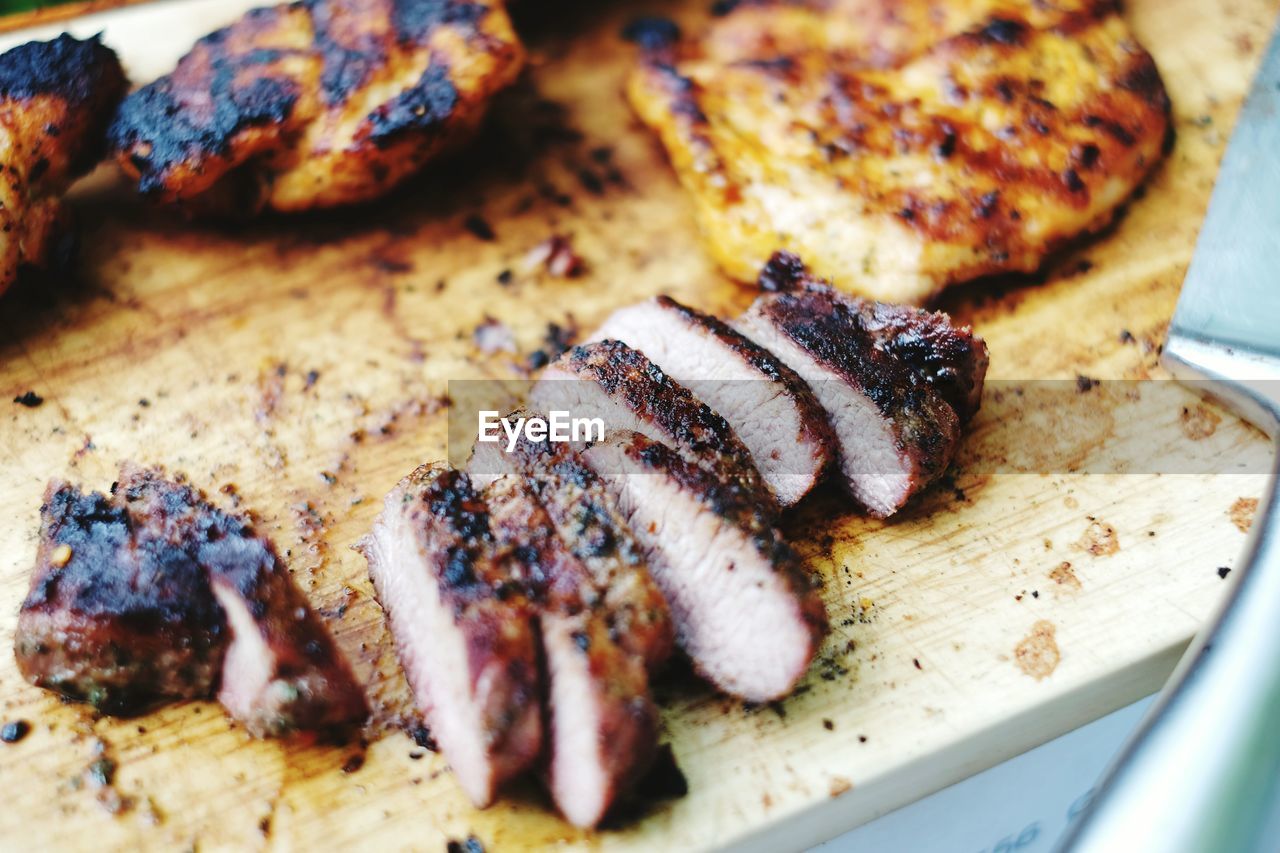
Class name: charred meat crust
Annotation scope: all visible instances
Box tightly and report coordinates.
[483,476,658,827]
[593,294,838,506]
[0,33,127,178]
[15,466,366,732]
[360,463,542,805]
[743,288,962,497]
[108,0,524,211]
[469,426,674,673]
[16,476,226,716]
[541,339,775,510]
[758,252,988,421]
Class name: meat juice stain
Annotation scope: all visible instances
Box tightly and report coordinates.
[1014,620,1060,680]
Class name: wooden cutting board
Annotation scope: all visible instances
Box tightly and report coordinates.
[0,0,1275,849]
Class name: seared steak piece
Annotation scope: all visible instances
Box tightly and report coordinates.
[530,340,776,511]
[16,466,367,735]
[358,464,541,807]
[582,431,826,702]
[590,295,836,507]
[484,475,658,828]
[759,252,989,421]
[737,288,962,517]
[15,476,226,715]
[469,420,674,673]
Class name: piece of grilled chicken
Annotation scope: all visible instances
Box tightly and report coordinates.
[628,0,1171,303]
[109,0,524,214]
[0,34,126,296]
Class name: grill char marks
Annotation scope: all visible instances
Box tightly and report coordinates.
[759,252,989,421]
[582,431,826,702]
[736,286,961,516]
[484,476,658,828]
[15,466,367,734]
[358,463,541,807]
[591,295,836,507]
[469,422,674,673]
[531,339,776,512]
[0,34,127,295]
[16,475,227,715]
[108,0,524,213]
[626,0,1172,302]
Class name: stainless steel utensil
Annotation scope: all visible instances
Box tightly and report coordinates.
[1059,19,1280,853]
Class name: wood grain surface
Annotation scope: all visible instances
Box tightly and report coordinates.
[0,0,1275,850]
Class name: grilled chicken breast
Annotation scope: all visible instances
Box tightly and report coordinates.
[628,0,1171,303]
[0,34,126,295]
[109,0,524,214]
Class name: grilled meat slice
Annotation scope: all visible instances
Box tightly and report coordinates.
[358,463,541,807]
[627,0,1171,303]
[0,34,126,295]
[759,252,989,421]
[590,295,836,507]
[469,422,674,672]
[15,466,366,734]
[582,431,826,702]
[15,476,227,715]
[484,475,658,828]
[114,467,366,736]
[736,288,962,516]
[109,0,524,214]
[531,339,776,511]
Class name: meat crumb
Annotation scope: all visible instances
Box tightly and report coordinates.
[1228,497,1258,533]
[0,720,30,743]
[524,234,586,278]
[446,836,486,853]
[463,214,496,241]
[407,722,438,752]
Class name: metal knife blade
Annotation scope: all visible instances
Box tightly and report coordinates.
[1061,19,1280,853]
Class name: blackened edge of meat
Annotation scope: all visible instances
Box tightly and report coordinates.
[621,17,682,52]
[0,34,123,107]
[390,0,488,43]
[107,71,299,196]
[0,34,127,177]
[15,478,227,715]
[756,250,810,292]
[364,61,459,147]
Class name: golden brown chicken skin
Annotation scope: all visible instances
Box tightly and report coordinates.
[628,0,1172,303]
[0,34,126,296]
[108,0,524,214]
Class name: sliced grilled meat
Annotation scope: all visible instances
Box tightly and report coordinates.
[484,475,658,828]
[109,0,524,214]
[530,339,776,511]
[758,252,989,421]
[15,475,226,716]
[115,467,366,736]
[582,431,826,702]
[358,464,541,807]
[590,295,836,507]
[736,288,961,516]
[0,34,127,295]
[15,466,367,735]
[469,421,674,673]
